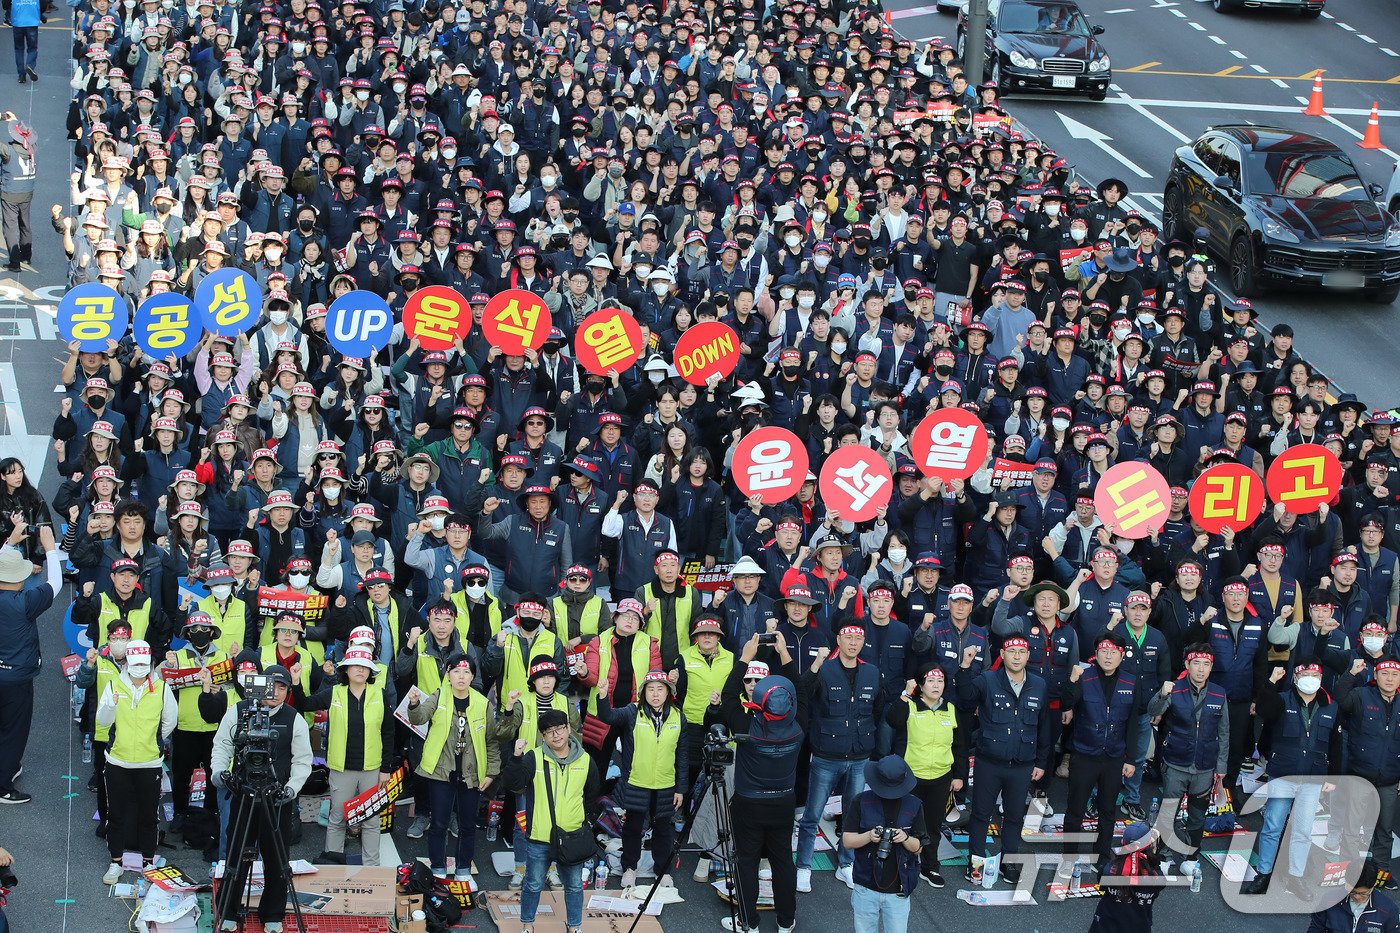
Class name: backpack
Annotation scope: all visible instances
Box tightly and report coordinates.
[396,862,464,933]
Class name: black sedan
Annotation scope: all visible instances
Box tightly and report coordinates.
[1162,126,1400,304]
[957,0,1111,100]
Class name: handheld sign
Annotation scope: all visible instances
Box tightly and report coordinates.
[194,268,263,336]
[58,283,128,351]
[575,306,643,375]
[673,321,740,385]
[326,290,393,357]
[403,285,472,351]
[480,288,550,355]
[732,427,809,504]
[1094,461,1171,539]
[909,408,990,481]
[820,445,892,523]
[133,293,200,358]
[1266,443,1343,515]
[1189,462,1266,533]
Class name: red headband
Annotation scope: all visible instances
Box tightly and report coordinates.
[1186,650,1213,663]
[1377,660,1400,673]
[1002,636,1029,650]
[1096,639,1124,653]
[1223,582,1248,595]
[516,601,544,616]
[838,624,865,638]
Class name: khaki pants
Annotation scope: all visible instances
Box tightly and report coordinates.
[327,768,383,865]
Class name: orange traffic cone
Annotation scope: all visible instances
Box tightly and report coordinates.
[1359,102,1384,149]
[883,8,892,24]
[1301,70,1327,116]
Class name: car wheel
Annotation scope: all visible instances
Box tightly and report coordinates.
[1088,87,1107,101]
[956,30,965,58]
[1299,7,1321,16]
[1229,235,1260,297]
[992,60,1007,95]
[1365,284,1400,305]
[1212,0,1236,11]
[1162,186,1185,242]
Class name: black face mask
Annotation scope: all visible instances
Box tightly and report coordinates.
[934,365,952,379]
[781,365,800,378]
[1089,313,1108,326]
[401,278,419,290]
[853,236,870,248]
[1168,255,1185,268]
[298,219,315,232]
[572,128,586,137]
[1109,272,1125,282]
[1125,225,1142,237]
[1034,271,1049,283]
[586,379,606,393]
[518,614,542,631]
[187,630,213,649]
[736,237,754,250]
[871,258,887,270]
[614,101,627,111]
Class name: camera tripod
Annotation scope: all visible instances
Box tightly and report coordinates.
[213,775,309,933]
[626,755,743,933]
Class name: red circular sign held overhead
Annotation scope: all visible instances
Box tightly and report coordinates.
[1094,461,1171,540]
[481,288,551,355]
[820,445,893,523]
[1189,462,1266,533]
[575,307,643,376]
[672,321,741,386]
[732,427,810,504]
[909,408,990,481]
[402,285,472,351]
[1266,443,1344,515]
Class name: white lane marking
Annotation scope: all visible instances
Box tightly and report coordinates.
[1383,48,1399,57]
[1189,21,1206,29]
[1250,64,1268,73]
[1104,7,1134,12]
[1338,22,1354,31]
[1149,0,1178,6]
[1112,90,1194,144]
[1230,50,1247,59]
[1359,35,1377,43]
[1319,9,1332,16]
[1209,35,1227,44]
[1095,97,1399,116]
[1056,112,1153,177]
[1313,108,1400,160]
[1272,78,1290,88]
[1110,84,1123,91]
[1171,8,1187,15]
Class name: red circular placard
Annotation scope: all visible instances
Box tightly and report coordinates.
[672,321,741,386]
[732,427,810,504]
[1265,443,1343,515]
[819,445,893,523]
[1094,461,1171,539]
[480,288,551,355]
[909,408,990,481]
[575,307,644,376]
[1189,462,1266,533]
[402,285,472,351]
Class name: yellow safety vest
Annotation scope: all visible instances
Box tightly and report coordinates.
[197,594,247,654]
[171,647,228,733]
[108,675,167,763]
[419,686,489,784]
[97,594,153,646]
[414,635,461,697]
[449,591,504,643]
[628,706,683,790]
[904,698,957,780]
[261,643,313,694]
[677,644,734,724]
[501,628,559,703]
[518,691,571,750]
[527,746,590,843]
[640,583,697,656]
[328,681,387,773]
[93,655,121,743]
[589,632,658,714]
[551,595,604,643]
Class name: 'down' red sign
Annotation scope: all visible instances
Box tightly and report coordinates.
[732,427,809,504]
[481,288,551,355]
[673,321,741,385]
[820,445,892,523]
[575,306,643,375]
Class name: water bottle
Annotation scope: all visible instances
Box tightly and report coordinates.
[595,860,608,890]
[967,892,989,905]
[486,798,502,842]
[1070,863,1082,892]
[981,857,997,889]
[1190,863,1202,893]
[1147,796,1160,826]
[71,684,83,721]
[82,734,93,764]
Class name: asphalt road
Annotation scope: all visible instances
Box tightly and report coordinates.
[891,0,1400,405]
[0,14,1370,933]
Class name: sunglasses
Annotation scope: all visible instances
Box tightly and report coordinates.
[463,577,489,586]
[318,453,340,460]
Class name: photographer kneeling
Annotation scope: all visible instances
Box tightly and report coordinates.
[840,756,929,933]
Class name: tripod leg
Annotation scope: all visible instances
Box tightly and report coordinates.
[255,797,309,933]
[214,793,255,930]
[710,775,749,932]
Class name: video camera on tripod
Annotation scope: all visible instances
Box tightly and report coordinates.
[702,723,736,770]
[226,674,283,798]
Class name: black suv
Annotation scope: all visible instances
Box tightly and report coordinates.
[957,0,1111,100]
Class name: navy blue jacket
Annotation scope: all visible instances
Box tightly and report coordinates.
[802,656,881,761]
[957,666,1053,769]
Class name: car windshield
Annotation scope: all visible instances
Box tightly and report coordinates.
[1246,151,1368,201]
[998,1,1093,35]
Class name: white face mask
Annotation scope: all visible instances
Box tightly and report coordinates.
[322,484,341,500]
[291,41,305,54]
[798,295,815,309]
[635,266,651,281]
[1113,324,1132,339]
[393,82,407,95]
[813,255,830,270]
[1070,227,1087,242]
[264,247,283,262]
[429,514,446,531]
[269,309,288,325]
[540,174,557,188]
[784,233,801,248]
[887,547,907,564]
[1296,676,1322,695]
[812,210,827,223]
[1364,636,1386,653]
[780,287,795,300]
[211,584,232,601]
[1137,313,1155,326]
[1052,417,1071,431]
[288,572,310,588]
[648,371,665,384]
[356,90,370,102]
[831,340,847,355]
[1044,203,1061,216]
[442,147,457,160]
[179,72,193,85]
[652,282,669,296]
[464,582,487,599]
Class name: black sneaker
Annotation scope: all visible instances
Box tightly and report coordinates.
[25,66,36,82]
[1085,798,1098,820]
[1001,863,1022,885]
[964,865,980,884]
[0,790,31,804]
[1122,802,1147,822]
[921,868,945,889]
[316,850,346,865]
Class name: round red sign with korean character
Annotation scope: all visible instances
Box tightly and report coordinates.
[480,288,551,355]
[819,445,893,523]
[1189,462,1266,533]
[672,321,741,386]
[575,306,644,376]
[909,408,990,481]
[403,285,472,351]
[732,427,810,504]
[1266,443,1343,515]
[1094,461,1171,539]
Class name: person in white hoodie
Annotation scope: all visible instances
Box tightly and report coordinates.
[95,638,177,885]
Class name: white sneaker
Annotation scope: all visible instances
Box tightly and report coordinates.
[778,923,796,933]
[719,918,758,933]
[660,874,675,887]
[547,866,562,889]
[693,858,711,882]
[102,862,123,885]
[264,923,284,933]
[796,867,812,893]
[945,803,964,824]
[1179,859,1200,878]
[455,871,477,890]
[509,867,525,889]
[834,866,854,889]
[621,869,637,888]
[1056,859,1075,880]
[219,923,239,932]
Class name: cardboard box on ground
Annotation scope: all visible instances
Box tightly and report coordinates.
[484,890,666,933]
[213,865,399,916]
